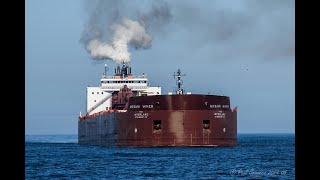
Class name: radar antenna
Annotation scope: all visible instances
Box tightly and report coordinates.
[173,68,186,95]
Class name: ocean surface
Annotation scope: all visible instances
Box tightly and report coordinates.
[25,134,295,179]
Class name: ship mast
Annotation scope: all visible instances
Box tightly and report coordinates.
[173,68,186,95]
[104,64,109,77]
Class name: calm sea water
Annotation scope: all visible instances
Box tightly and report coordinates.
[25,134,295,179]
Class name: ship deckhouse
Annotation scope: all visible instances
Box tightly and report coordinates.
[86,63,161,115]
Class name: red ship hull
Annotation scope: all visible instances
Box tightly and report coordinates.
[78,95,237,147]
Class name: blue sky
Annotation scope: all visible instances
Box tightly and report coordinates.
[26,0,295,134]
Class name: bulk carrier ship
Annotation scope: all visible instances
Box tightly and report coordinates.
[78,63,237,147]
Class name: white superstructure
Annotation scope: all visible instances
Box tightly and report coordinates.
[86,63,161,115]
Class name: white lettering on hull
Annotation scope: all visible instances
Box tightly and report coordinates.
[134,111,149,118]
[210,104,229,109]
[214,111,226,119]
[130,105,153,109]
